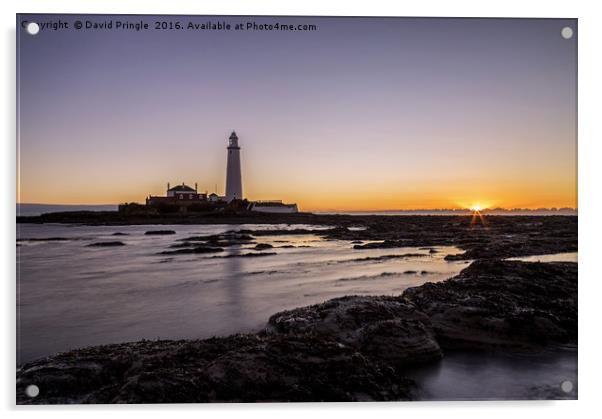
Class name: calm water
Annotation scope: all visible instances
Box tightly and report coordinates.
[407,347,577,400]
[16,223,467,363]
[17,203,118,216]
[508,252,578,263]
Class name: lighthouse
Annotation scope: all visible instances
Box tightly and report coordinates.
[225,130,243,202]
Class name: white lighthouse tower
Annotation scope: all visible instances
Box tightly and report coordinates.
[225,130,243,202]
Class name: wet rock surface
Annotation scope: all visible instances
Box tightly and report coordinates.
[145,230,176,235]
[159,246,224,255]
[253,243,274,250]
[160,232,257,255]
[17,333,414,404]
[86,241,126,247]
[232,216,576,261]
[267,296,441,368]
[403,260,577,351]
[214,252,278,258]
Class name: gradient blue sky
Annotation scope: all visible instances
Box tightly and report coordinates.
[17,15,577,210]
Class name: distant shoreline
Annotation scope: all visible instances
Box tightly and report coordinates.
[16,203,577,218]
[16,211,578,227]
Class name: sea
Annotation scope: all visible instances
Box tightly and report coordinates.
[16,221,577,399]
[17,203,118,216]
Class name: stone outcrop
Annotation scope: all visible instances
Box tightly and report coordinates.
[267,296,441,368]
[403,260,577,351]
[17,334,414,404]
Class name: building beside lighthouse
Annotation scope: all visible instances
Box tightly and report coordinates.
[146,182,207,207]
[144,130,298,213]
[225,131,243,202]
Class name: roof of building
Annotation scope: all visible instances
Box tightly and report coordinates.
[229,131,238,140]
[168,184,196,192]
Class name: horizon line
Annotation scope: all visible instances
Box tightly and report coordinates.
[16,202,578,212]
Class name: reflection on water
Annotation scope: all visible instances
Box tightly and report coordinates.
[17,223,467,363]
[508,252,578,263]
[407,347,577,400]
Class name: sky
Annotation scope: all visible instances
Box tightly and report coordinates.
[17,15,577,211]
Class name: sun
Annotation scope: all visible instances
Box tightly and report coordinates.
[470,204,482,212]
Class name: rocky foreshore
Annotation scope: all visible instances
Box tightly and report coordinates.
[16,259,577,404]
[18,213,576,261]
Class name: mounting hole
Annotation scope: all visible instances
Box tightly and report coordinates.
[561,380,573,393]
[561,26,574,40]
[25,384,39,398]
[25,22,40,36]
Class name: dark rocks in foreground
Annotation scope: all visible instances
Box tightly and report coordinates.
[16,259,577,404]
[267,296,442,368]
[16,334,413,404]
[403,260,577,351]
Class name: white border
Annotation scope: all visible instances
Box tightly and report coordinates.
[3,1,601,418]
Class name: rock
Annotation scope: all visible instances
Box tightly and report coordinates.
[17,237,71,242]
[159,246,223,255]
[253,243,274,250]
[18,214,577,261]
[178,232,255,247]
[215,252,277,258]
[87,241,126,247]
[145,230,176,235]
[267,296,441,368]
[403,260,577,351]
[349,254,428,263]
[195,335,414,402]
[16,335,415,404]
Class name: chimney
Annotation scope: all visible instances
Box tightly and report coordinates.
[167,182,170,190]
[195,182,198,192]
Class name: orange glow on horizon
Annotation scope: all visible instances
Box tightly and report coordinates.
[16,155,577,212]
[16,185,577,212]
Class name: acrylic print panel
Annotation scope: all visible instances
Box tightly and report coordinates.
[16,14,577,403]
